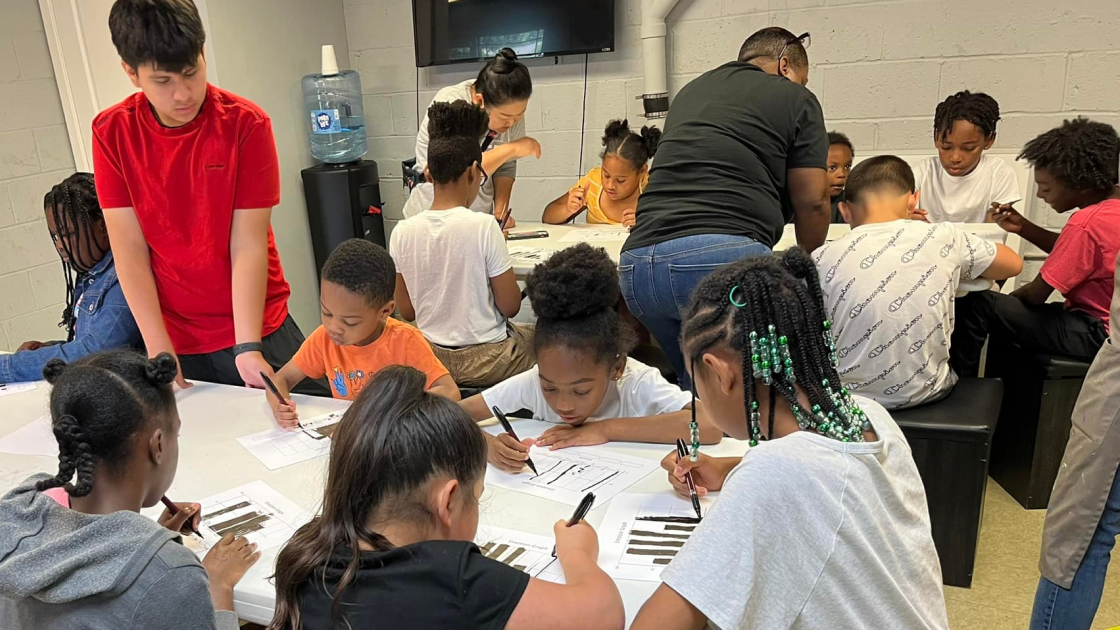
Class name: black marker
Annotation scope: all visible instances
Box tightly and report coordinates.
[552,491,596,557]
[676,438,703,520]
[492,406,538,475]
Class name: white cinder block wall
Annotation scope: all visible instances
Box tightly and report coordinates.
[0,0,75,352]
[346,0,1120,272]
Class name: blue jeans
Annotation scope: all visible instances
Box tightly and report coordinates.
[619,234,771,390]
[1030,463,1120,630]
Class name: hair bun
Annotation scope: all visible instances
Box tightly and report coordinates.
[640,125,662,158]
[526,243,618,321]
[145,353,179,386]
[780,247,817,281]
[42,359,68,384]
[497,47,518,62]
[601,119,631,146]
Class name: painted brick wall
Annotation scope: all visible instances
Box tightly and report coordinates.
[345,0,1120,244]
[0,0,76,352]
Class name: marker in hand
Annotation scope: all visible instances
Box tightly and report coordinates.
[492,406,538,475]
[676,438,703,520]
[160,495,202,537]
[552,491,596,557]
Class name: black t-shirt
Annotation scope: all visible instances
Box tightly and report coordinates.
[623,61,828,251]
[298,540,530,630]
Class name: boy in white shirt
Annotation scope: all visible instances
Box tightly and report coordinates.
[915,91,1021,223]
[815,156,1023,409]
[390,101,532,387]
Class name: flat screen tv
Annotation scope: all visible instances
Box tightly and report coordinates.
[412,0,615,68]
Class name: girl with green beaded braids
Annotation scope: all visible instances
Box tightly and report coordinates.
[630,248,949,630]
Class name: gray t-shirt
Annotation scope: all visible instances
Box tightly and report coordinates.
[403,79,526,218]
[813,220,997,409]
[661,398,949,630]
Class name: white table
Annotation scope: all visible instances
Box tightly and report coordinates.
[0,381,750,627]
[509,221,1008,276]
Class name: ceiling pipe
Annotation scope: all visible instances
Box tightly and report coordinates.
[638,0,680,119]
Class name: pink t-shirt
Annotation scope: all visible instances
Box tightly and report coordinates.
[43,487,69,507]
[1041,199,1120,329]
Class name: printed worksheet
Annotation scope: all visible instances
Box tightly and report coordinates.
[0,415,57,457]
[485,445,659,506]
[0,382,36,397]
[475,525,565,583]
[508,245,554,264]
[597,492,713,582]
[186,481,309,556]
[236,410,344,470]
[557,228,629,243]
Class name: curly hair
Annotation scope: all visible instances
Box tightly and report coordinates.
[1019,118,1120,193]
[601,119,661,170]
[934,91,1001,141]
[321,239,396,307]
[827,131,854,154]
[427,100,490,185]
[36,351,179,498]
[525,243,637,364]
[681,249,869,445]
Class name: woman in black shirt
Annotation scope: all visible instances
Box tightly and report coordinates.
[267,366,624,630]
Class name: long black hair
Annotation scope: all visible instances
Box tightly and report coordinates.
[44,172,106,341]
[269,366,488,630]
[526,243,637,365]
[601,119,660,171]
[680,249,869,445]
[35,351,179,498]
[474,48,532,106]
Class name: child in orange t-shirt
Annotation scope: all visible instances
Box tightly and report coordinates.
[266,239,458,426]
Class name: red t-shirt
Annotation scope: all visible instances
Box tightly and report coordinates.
[92,84,290,354]
[1040,198,1120,329]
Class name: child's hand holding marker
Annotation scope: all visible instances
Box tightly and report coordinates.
[661,449,737,498]
[991,202,1026,233]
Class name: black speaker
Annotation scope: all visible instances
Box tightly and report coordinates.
[301,160,384,285]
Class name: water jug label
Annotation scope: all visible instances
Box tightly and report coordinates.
[311,109,341,134]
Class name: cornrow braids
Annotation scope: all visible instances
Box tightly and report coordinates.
[934,91,1001,142]
[45,173,106,341]
[35,351,178,498]
[1019,118,1120,193]
[681,249,870,447]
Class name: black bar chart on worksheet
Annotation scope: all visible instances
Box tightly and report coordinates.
[598,492,711,582]
[486,444,660,506]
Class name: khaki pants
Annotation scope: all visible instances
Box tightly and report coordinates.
[431,323,535,388]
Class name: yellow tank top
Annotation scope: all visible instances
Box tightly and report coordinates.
[576,166,648,225]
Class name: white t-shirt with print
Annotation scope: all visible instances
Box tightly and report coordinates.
[389,206,512,347]
[481,357,691,424]
[661,397,949,630]
[813,221,997,409]
[914,154,1021,223]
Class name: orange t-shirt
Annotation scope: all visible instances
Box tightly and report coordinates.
[293,319,450,400]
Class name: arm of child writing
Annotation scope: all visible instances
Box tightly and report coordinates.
[536,407,723,450]
[631,584,708,630]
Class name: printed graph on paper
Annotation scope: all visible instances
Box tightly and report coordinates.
[236,410,345,470]
[187,481,308,557]
[508,245,554,264]
[475,526,565,584]
[485,445,660,506]
[597,492,713,582]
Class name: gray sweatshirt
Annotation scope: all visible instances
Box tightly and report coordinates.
[0,474,238,630]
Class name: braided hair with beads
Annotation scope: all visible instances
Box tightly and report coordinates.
[43,173,108,342]
[680,249,870,447]
[933,91,1001,142]
[35,351,179,498]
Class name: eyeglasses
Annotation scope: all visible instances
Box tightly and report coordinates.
[477,163,489,186]
[777,31,811,64]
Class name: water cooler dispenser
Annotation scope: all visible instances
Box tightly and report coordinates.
[301,160,384,281]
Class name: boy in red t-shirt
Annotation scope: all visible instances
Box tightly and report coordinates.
[266,239,459,427]
[94,0,302,390]
[951,118,1120,376]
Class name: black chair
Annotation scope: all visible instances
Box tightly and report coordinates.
[985,347,1090,509]
[892,377,1003,588]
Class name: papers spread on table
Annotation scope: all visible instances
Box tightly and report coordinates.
[485,445,660,507]
[557,229,629,244]
[0,382,36,397]
[475,525,565,583]
[508,245,554,264]
[236,410,344,470]
[184,480,309,556]
[0,415,57,458]
[597,491,713,582]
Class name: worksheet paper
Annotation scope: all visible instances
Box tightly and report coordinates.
[0,415,57,457]
[485,445,660,507]
[185,480,309,556]
[508,245,554,264]
[597,492,714,582]
[557,229,628,243]
[475,525,565,583]
[0,382,36,397]
[236,410,344,470]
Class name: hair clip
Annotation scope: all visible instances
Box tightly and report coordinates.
[729,285,747,308]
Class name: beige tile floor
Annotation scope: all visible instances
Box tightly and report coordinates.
[946,479,1120,630]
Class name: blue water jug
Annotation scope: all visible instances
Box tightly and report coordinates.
[302,45,367,164]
